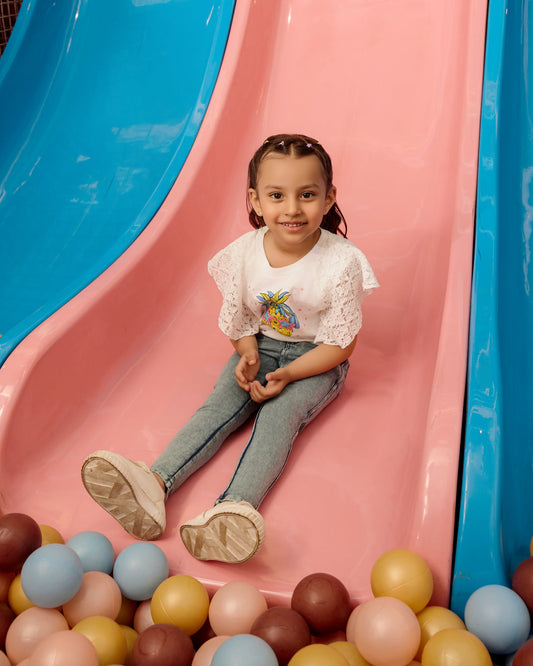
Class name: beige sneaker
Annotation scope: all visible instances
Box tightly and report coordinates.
[180,501,265,563]
[81,450,166,540]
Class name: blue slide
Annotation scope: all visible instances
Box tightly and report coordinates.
[451,0,533,616]
[0,0,234,367]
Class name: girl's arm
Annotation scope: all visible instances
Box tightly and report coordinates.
[249,337,357,403]
[231,335,260,391]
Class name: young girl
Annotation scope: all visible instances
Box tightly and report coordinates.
[82,133,378,564]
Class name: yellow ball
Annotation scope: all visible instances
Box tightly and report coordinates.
[8,574,35,615]
[73,615,127,666]
[151,574,209,635]
[421,629,492,666]
[416,606,466,661]
[39,524,65,545]
[329,640,371,665]
[371,549,434,613]
[288,644,350,665]
[120,624,138,663]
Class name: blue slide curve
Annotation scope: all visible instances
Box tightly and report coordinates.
[0,0,234,367]
[451,0,533,616]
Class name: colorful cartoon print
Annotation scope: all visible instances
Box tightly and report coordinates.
[257,289,300,336]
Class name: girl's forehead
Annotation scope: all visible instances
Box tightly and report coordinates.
[256,153,326,185]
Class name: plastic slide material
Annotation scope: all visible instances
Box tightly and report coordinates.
[0,0,235,366]
[451,0,533,617]
[0,1,487,605]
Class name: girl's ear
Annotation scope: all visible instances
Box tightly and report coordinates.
[324,185,337,215]
[248,188,262,217]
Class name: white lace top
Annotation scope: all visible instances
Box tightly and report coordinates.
[208,227,379,348]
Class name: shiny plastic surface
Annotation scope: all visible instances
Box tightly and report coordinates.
[0,0,487,604]
[451,0,533,617]
[0,0,234,365]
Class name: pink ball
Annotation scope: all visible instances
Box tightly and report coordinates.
[0,652,9,666]
[354,597,421,666]
[5,607,69,664]
[192,635,230,666]
[62,571,122,626]
[28,630,98,666]
[209,581,268,635]
[134,599,155,633]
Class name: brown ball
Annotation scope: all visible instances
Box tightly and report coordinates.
[0,602,15,650]
[512,637,533,666]
[512,557,533,614]
[0,514,42,572]
[251,606,311,665]
[130,623,194,666]
[291,573,352,635]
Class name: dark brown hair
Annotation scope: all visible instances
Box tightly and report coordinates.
[247,133,347,237]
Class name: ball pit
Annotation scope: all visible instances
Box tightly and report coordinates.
[291,573,351,635]
[66,530,115,574]
[20,543,84,608]
[209,580,268,636]
[113,542,169,601]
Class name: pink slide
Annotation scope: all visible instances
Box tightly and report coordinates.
[0,1,487,605]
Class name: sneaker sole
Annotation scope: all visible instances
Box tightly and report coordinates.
[82,457,163,540]
[180,512,262,563]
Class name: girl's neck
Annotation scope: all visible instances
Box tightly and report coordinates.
[262,228,321,268]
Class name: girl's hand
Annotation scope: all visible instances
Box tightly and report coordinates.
[235,351,260,391]
[249,367,290,403]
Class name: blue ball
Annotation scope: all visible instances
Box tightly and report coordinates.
[465,584,531,654]
[20,543,84,608]
[113,542,169,601]
[212,634,278,666]
[66,531,115,573]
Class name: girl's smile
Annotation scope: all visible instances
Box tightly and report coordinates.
[248,153,336,265]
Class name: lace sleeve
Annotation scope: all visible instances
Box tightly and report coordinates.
[207,234,259,340]
[315,244,379,348]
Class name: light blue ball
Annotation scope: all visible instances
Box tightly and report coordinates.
[212,634,278,666]
[113,542,169,601]
[66,531,115,573]
[465,584,531,654]
[20,543,84,608]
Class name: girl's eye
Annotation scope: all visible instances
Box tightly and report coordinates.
[301,192,315,199]
[269,192,282,200]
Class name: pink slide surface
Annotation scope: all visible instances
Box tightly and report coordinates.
[0,1,487,605]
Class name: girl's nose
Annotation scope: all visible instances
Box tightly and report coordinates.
[286,196,301,215]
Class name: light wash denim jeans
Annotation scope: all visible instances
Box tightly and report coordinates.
[151,335,349,509]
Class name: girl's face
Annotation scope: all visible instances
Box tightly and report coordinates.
[248,153,336,260]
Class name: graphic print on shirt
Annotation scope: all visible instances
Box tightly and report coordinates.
[257,290,300,337]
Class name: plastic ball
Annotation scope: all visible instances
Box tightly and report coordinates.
[28,629,98,666]
[113,542,169,601]
[39,525,65,545]
[151,574,209,635]
[115,594,138,625]
[20,543,84,608]
[353,596,420,666]
[192,635,230,666]
[0,652,9,666]
[464,584,530,654]
[0,573,15,604]
[329,640,370,666]
[0,514,42,573]
[8,575,35,615]
[288,643,350,665]
[421,628,491,665]
[291,573,351,635]
[66,531,115,574]
[212,634,278,666]
[120,624,138,663]
[0,603,14,651]
[512,556,533,614]
[209,581,268,636]
[134,599,155,633]
[73,616,127,666]
[251,606,311,665]
[5,607,68,663]
[371,549,434,613]
[513,637,533,666]
[130,622,194,666]
[62,571,122,626]
[416,606,465,661]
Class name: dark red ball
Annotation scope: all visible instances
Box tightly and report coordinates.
[291,572,352,635]
[130,623,194,666]
[251,606,311,665]
[512,557,533,614]
[513,637,533,666]
[0,513,42,572]
[0,602,15,651]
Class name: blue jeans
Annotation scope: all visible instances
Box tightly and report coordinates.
[151,335,349,509]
